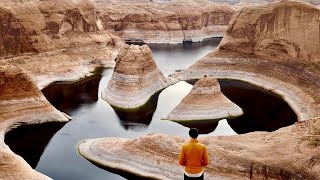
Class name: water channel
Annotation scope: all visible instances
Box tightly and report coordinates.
[5,38,297,180]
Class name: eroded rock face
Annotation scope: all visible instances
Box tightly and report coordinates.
[78,119,320,180]
[95,0,236,43]
[0,65,68,180]
[236,0,320,6]
[163,76,243,121]
[0,65,68,128]
[0,1,123,179]
[0,0,124,88]
[171,0,320,121]
[102,44,177,109]
[220,0,320,62]
[0,0,109,55]
[0,5,38,55]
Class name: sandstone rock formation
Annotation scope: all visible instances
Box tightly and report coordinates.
[2,0,320,179]
[171,0,320,121]
[78,1,320,178]
[220,0,320,62]
[102,44,177,109]
[0,0,122,179]
[163,75,243,122]
[0,0,124,89]
[78,119,320,179]
[94,0,236,43]
[236,0,320,6]
[0,65,69,179]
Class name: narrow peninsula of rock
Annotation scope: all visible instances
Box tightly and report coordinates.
[0,65,69,179]
[78,119,320,179]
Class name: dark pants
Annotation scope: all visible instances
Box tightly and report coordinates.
[184,173,204,180]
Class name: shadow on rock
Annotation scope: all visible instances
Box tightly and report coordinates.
[175,120,219,134]
[219,80,298,134]
[5,122,66,168]
[42,73,102,113]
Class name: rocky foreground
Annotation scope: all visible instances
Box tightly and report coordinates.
[79,1,320,179]
[79,119,320,180]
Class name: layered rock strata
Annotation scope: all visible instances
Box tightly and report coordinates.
[79,1,320,179]
[95,0,236,43]
[236,0,320,6]
[171,0,320,121]
[78,119,320,179]
[0,0,122,179]
[102,44,177,109]
[0,65,69,179]
[163,76,243,122]
[0,0,124,88]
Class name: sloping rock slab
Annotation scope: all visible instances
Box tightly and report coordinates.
[0,65,69,179]
[79,119,320,180]
[78,134,234,180]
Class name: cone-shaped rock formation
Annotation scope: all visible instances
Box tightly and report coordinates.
[163,75,243,122]
[102,44,177,109]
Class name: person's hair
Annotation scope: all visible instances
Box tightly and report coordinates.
[189,128,199,139]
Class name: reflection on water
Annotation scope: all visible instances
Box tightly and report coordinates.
[5,38,297,180]
[185,79,298,133]
[41,74,102,113]
[113,92,161,131]
[150,38,222,74]
[174,121,219,134]
[5,123,66,168]
[219,80,298,134]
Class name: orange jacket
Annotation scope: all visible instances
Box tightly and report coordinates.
[179,139,209,174]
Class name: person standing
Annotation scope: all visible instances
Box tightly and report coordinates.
[179,128,209,180]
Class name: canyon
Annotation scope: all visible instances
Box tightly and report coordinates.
[94,0,236,43]
[79,1,320,179]
[0,0,319,179]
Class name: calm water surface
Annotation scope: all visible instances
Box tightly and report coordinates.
[5,38,297,180]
